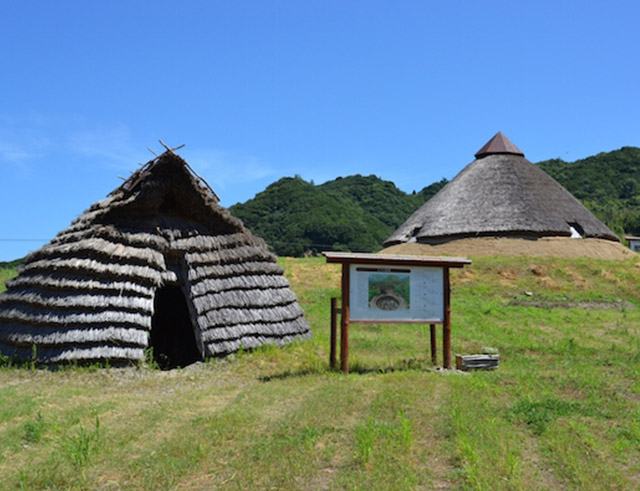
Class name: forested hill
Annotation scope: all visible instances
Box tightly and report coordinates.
[230,147,640,256]
[229,175,447,256]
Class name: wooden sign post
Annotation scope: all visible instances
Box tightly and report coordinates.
[340,263,350,373]
[323,252,471,373]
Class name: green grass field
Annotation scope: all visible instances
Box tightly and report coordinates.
[0,256,639,490]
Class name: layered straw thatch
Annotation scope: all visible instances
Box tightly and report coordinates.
[385,132,618,246]
[0,150,310,364]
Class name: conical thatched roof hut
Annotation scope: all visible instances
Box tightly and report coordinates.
[384,133,630,259]
[0,150,310,367]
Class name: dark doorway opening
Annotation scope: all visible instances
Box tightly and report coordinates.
[150,286,201,369]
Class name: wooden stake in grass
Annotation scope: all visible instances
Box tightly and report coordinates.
[430,324,437,365]
[340,264,350,374]
[330,297,338,369]
[443,268,452,369]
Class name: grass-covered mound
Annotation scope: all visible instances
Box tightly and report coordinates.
[0,256,639,489]
[384,236,635,260]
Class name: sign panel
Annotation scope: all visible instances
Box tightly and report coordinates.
[349,264,444,322]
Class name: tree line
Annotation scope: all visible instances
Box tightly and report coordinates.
[231,146,640,256]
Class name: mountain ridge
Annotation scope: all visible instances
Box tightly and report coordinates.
[228,146,640,256]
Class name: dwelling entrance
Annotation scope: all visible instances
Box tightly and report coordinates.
[150,286,201,369]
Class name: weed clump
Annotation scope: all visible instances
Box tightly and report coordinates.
[22,412,46,444]
[62,416,102,467]
[510,398,586,434]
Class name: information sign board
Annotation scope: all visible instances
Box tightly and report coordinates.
[349,264,444,322]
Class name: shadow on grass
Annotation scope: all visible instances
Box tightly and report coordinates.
[258,357,438,382]
[0,353,140,372]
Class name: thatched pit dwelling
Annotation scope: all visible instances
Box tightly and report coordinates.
[384,132,633,259]
[0,150,310,367]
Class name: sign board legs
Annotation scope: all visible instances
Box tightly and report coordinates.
[429,324,437,365]
[329,297,337,369]
[443,268,452,369]
[340,264,351,374]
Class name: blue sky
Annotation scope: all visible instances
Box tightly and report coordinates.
[1,1,639,260]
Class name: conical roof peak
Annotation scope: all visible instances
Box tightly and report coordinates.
[384,134,619,246]
[474,131,524,159]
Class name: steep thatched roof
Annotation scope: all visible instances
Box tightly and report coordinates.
[0,150,310,364]
[385,133,619,246]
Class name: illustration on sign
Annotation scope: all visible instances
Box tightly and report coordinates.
[350,265,444,322]
[368,272,410,311]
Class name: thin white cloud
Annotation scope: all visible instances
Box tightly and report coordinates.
[0,140,34,163]
[0,115,145,172]
[184,148,277,189]
[0,114,51,167]
[0,115,277,197]
[66,124,146,170]
[0,131,50,170]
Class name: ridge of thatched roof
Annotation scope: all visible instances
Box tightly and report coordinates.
[0,149,310,364]
[385,133,618,246]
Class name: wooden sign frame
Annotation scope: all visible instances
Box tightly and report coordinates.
[323,252,471,373]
